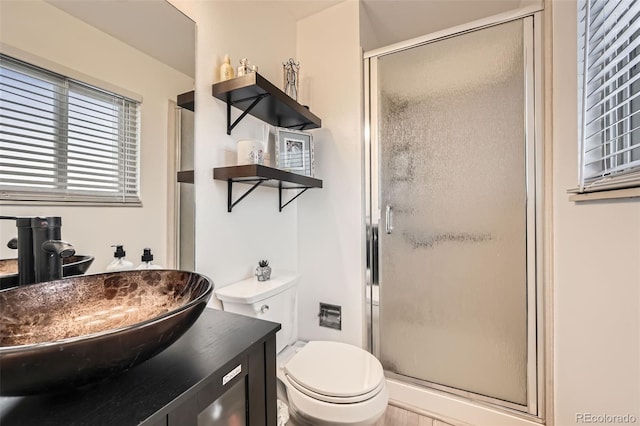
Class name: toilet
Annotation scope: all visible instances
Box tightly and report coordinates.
[215,274,388,426]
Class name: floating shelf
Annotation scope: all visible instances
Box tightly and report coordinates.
[213,164,323,212]
[177,170,194,184]
[212,73,321,135]
[177,90,194,112]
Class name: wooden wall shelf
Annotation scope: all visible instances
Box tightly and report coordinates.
[213,164,322,212]
[212,73,321,135]
[177,170,194,184]
[177,90,194,112]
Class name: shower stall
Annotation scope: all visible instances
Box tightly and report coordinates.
[365,12,543,419]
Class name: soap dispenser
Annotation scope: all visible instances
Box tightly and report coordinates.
[136,248,162,270]
[106,244,134,272]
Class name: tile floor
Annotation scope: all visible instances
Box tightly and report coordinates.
[284,403,455,425]
[375,404,454,426]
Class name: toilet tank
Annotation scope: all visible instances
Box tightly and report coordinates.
[215,273,299,353]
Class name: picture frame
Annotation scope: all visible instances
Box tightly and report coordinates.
[275,127,314,177]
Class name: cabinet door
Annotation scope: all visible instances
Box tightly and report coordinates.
[197,378,248,426]
[167,337,276,426]
[168,358,248,426]
[246,338,269,425]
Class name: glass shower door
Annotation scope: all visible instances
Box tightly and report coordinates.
[373,18,534,408]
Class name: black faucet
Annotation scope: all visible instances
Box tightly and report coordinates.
[31,217,75,283]
[3,216,75,285]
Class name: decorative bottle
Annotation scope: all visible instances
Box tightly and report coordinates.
[237,58,250,77]
[220,54,234,82]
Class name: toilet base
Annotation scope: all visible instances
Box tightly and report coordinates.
[277,399,290,426]
[284,381,387,426]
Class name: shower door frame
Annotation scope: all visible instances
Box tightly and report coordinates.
[364,11,545,418]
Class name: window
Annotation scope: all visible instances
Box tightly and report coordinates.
[577,0,640,193]
[0,54,140,203]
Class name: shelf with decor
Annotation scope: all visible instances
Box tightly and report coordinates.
[212,73,321,135]
[213,164,322,212]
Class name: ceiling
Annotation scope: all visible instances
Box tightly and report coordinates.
[46,0,535,78]
[274,0,344,20]
[361,0,532,51]
[283,0,538,51]
[47,0,196,78]
[45,0,344,79]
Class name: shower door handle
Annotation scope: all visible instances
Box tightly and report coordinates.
[372,224,379,285]
[385,205,394,234]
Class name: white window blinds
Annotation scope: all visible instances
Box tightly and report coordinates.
[0,54,140,203]
[578,0,640,193]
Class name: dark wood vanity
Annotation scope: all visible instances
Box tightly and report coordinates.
[0,308,280,426]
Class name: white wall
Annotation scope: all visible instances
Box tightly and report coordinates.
[169,1,301,305]
[296,1,364,346]
[0,0,194,272]
[552,1,640,424]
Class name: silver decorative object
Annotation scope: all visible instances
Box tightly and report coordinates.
[283,58,300,101]
[237,58,250,77]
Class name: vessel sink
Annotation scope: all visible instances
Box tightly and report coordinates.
[0,255,95,289]
[0,269,213,395]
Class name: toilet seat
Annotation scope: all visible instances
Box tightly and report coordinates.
[285,373,386,404]
[283,341,385,404]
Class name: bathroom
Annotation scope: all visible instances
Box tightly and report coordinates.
[0,0,639,425]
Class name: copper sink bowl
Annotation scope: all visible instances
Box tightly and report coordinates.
[0,269,213,395]
[0,255,95,289]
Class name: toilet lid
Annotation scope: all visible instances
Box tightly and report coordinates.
[284,341,384,400]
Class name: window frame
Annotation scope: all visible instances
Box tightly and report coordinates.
[575,0,640,198]
[0,53,141,206]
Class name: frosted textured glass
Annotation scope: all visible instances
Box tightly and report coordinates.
[377,20,527,405]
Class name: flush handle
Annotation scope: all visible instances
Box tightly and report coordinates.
[385,205,394,234]
[257,304,269,314]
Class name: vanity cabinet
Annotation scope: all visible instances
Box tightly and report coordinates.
[0,309,280,426]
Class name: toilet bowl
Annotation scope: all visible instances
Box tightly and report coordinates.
[278,340,388,426]
[215,274,388,426]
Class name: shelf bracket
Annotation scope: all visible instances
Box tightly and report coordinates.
[290,122,313,131]
[227,93,270,135]
[227,179,266,212]
[279,183,310,212]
